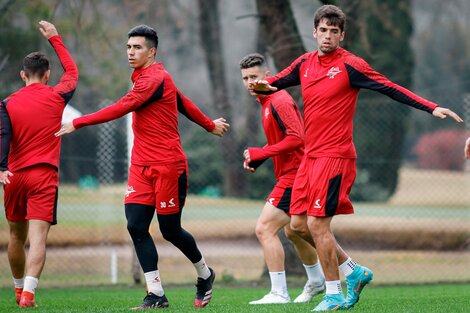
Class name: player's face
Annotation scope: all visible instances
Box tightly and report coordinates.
[241,66,268,96]
[313,19,344,56]
[127,36,155,70]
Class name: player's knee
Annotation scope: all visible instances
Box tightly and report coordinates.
[126,221,149,241]
[160,227,181,243]
[284,226,298,241]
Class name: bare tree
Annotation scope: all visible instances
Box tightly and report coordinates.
[198,0,246,197]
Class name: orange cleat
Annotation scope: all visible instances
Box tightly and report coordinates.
[19,291,37,308]
[15,288,23,304]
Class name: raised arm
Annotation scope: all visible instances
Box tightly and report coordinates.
[39,21,79,104]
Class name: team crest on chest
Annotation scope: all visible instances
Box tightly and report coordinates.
[327,66,342,79]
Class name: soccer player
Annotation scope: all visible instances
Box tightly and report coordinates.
[55,25,229,309]
[249,5,463,311]
[0,21,79,307]
[240,53,325,304]
[465,138,470,159]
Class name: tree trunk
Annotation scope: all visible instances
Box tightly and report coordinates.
[256,0,305,105]
[198,0,246,197]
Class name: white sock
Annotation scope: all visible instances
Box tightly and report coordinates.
[144,270,164,296]
[193,257,211,280]
[339,257,356,277]
[13,277,24,289]
[23,276,38,294]
[269,271,288,296]
[303,262,325,286]
[325,280,342,295]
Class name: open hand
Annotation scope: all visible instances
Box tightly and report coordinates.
[211,117,230,137]
[0,170,13,184]
[432,107,463,122]
[39,20,58,39]
[55,122,76,137]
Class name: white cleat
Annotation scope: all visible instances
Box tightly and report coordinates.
[293,281,325,303]
[249,291,291,305]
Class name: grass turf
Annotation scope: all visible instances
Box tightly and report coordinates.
[0,283,468,312]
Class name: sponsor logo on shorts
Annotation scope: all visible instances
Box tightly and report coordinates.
[314,199,322,209]
[125,185,137,197]
[160,198,176,209]
[269,198,275,205]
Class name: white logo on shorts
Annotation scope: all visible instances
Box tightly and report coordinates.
[125,185,137,197]
[268,198,275,204]
[168,198,175,207]
[314,199,322,209]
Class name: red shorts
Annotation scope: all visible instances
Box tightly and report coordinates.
[290,157,356,217]
[125,161,188,215]
[267,179,294,215]
[4,164,58,224]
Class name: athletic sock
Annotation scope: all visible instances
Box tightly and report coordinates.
[23,276,38,294]
[13,277,24,289]
[339,257,356,277]
[325,280,342,295]
[303,262,325,286]
[193,257,211,280]
[269,271,288,296]
[144,270,164,296]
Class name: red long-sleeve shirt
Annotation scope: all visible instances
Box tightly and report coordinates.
[73,62,215,166]
[0,35,78,171]
[266,47,438,158]
[248,90,304,181]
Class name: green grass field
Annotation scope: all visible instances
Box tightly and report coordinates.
[0,284,468,312]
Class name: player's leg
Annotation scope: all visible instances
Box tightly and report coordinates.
[309,216,347,311]
[17,165,58,308]
[125,203,169,307]
[155,161,214,308]
[19,219,50,308]
[249,201,291,304]
[157,211,214,307]
[4,171,28,304]
[331,158,373,308]
[125,165,169,309]
[7,221,28,304]
[285,214,325,303]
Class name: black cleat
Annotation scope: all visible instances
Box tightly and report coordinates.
[130,292,169,310]
[194,267,215,308]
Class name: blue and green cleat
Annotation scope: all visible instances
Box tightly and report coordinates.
[345,265,373,308]
[312,293,347,311]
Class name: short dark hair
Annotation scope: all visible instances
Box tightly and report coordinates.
[128,24,159,50]
[314,5,346,32]
[239,53,266,70]
[23,52,50,78]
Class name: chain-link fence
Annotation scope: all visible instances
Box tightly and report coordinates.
[0,105,468,289]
